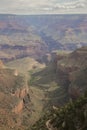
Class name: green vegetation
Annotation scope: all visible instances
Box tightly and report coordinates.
[6,57,45,74]
[29,63,57,87]
[29,47,87,130]
[0,68,25,93]
[31,91,87,130]
[71,67,87,89]
[0,45,87,130]
[0,14,87,130]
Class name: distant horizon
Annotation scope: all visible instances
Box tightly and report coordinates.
[0,13,87,16]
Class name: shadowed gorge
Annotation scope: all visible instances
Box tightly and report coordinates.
[0,14,87,130]
[30,47,87,130]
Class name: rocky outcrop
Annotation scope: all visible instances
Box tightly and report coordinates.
[0,60,5,68]
[46,120,57,130]
[56,47,87,99]
[12,100,24,114]
[0,67,32,129]
[12,87,28,98]
[11,86,31,114]
[14,69,18,76]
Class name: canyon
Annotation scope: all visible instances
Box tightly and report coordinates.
[0,14,87,130]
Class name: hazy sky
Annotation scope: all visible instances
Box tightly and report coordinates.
[0,0,87,14]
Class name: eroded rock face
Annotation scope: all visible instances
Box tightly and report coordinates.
[12,100,24,114]
[0,60,5,68]
[14,69,18,76]
[12,87,30,114]
[0,67,31,129]
[13,87,28,98]
[49,47,87,101]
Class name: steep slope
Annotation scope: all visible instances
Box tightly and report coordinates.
[31,91,87,130]
[0,62,32,130]
[30,47,87,130]
[56,47,87,99]
[6,57,47,126]
[29,47,87,106]
[0,47,87,130]
[29,51,70,108]
[57,46,87,69]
